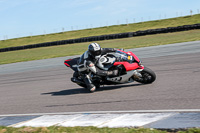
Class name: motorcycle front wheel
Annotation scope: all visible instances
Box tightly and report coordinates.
[135,66,156,84]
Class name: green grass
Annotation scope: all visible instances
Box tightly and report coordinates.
[0,126,200,133]
[0,14,200,49]
[0,29,200,65]
[0,14,200,65]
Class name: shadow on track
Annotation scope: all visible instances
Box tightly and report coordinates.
[41,83,143,96]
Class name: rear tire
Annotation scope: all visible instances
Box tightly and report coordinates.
[135,67,156,84]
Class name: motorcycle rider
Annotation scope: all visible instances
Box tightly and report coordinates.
[77,43,119,92]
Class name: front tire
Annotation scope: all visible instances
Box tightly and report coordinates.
[135,67,156,84]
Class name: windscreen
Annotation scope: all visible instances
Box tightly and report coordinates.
[115,50,134,63]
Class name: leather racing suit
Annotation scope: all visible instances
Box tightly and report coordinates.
[77,48,118,90]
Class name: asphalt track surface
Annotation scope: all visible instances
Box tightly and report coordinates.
[0,41,200,115]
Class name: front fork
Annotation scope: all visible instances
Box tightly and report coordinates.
[132,65,144,80]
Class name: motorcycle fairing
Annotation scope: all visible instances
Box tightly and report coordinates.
[128,52,140,63]
[64,59,72,67]
[117,50,140,63]
[64,57,80,72]
[106,70,135,83]
[113,50,141,71]
[114,62,139,71]
[137,65,145,70]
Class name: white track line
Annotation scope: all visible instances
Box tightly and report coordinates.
[0,109,200,117]
[12,113,175,128]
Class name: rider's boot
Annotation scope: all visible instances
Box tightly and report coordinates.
[83,74,96,92]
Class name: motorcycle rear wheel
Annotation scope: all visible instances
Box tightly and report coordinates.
[135,67,156,84]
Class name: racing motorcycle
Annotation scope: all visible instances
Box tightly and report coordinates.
[64,49,156,92]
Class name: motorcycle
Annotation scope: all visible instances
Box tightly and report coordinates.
[64,49,156,92]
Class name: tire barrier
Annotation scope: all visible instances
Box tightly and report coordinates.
[1,23,200,52]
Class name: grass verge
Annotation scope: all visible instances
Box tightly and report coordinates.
[0,14,200,49]
[0,126,200,133]
[0,29,200,65]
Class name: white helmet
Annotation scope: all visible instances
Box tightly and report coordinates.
[88,43,101,59]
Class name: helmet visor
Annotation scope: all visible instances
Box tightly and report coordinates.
[90,49,101,57]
